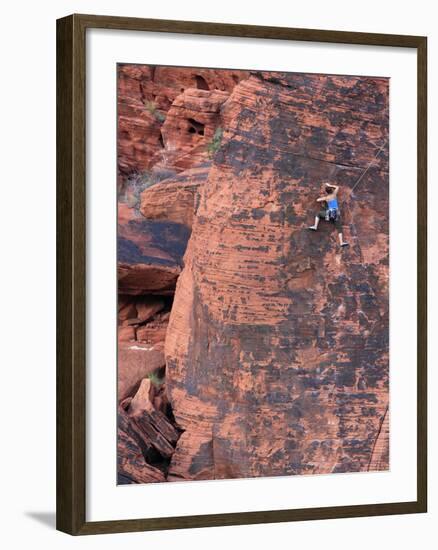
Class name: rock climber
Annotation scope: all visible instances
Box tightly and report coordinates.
[308,183,349,248]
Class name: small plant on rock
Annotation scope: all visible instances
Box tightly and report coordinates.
[143,100,166,123]
[206,127,223,158]
[119,170,159,211]
[148,371,164,387]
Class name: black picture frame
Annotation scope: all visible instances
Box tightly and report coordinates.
[57,13,427,535]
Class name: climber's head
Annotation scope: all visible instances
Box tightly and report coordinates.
[324,183,333,194]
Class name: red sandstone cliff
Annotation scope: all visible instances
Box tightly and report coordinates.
[118,64,249,184]
[117,67,248,483]
[117,67,389,483]
[165,72,389,480]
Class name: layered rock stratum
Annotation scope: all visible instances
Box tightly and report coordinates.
[117,67,389,483]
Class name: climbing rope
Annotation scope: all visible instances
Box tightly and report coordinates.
[344,136,387,259]
[350,138,388,195]
[304,136,387,254]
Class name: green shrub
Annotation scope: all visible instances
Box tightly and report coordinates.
[148,371,164,387]
[143,100,166,123]
[206,127,223,158]
[155,111,166,123]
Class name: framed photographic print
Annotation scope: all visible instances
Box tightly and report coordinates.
[56,14,427,535]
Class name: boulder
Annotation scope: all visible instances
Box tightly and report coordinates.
[136,322,168,346]
[118,325,136,342]
[117,217,191,296]
[140,165,209,228]
[118,263,181,296]
[136,297,165,322]
[118,342,166,400]
[120,379,180,465]
[117,427,165,484]
[118,296,137,321]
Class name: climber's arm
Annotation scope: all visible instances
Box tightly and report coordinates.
[326,184,339,195]
[316,196,327,203]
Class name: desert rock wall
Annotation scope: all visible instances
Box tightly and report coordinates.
[165,72,389,480]
[118,64,249,183]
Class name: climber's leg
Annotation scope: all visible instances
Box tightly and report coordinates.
[335,218,349,247]
[338,232,349,247]
[308,210,325,231]
[308,216,320,231]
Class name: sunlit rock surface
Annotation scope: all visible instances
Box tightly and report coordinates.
[117,68,389,483]
[165,72,389,480]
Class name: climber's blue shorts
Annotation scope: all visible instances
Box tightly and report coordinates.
[318,209,342,231]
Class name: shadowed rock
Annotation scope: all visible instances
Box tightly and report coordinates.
[118,380,181,483]
[117,424,166,484]
[118,219,190,295]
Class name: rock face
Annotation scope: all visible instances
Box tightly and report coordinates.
[117,68,251,483]
[117,426,166,484]
[118,219,189,295]
[368,405,389,471]
[118,343,166,400]
[165,72,389,480]
[118,64,249,182]
[117,66,389,484]
[155,88,230,172]
[118,377,180,484]
[140,166,209,228]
